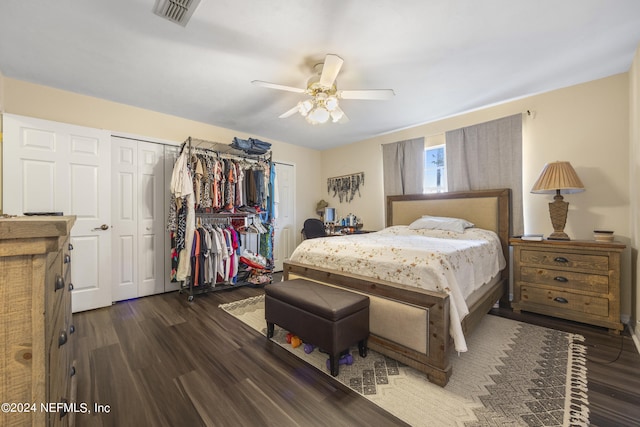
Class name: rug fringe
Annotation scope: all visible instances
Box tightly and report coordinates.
[564,334,590,427]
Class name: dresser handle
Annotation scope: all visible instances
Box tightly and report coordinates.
[70,324,75,334]
[59,398,69,419]
[70,366,76,377]
[554,256,569,263]
[58,331,68,347]
[64,254,71,264]
[55,275,65,291]
[68,243,74,251]
[69,282,74,291]
[553,276,568,283]
[553,297,569,304]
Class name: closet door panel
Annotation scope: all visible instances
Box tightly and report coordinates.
[273,163,296,272]
[137,142,165,297]
[111,138,139,301]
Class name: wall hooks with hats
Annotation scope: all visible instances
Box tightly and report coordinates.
[327,172,365,203]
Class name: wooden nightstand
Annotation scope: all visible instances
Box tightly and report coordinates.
[510,238,625,334]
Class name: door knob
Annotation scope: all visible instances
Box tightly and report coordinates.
[92,224,110,231]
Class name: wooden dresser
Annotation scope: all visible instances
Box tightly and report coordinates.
[510,237,625,333]
[0,216,77,426]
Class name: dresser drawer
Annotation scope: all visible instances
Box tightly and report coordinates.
[521,285,609,317]
[519,249,609,272]
[520,266,609,294]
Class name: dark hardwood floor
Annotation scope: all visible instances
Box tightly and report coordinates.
[73,279,640,427]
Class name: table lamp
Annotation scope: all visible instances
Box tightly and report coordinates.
[530,161,585,240]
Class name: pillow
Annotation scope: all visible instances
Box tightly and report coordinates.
[408,215,474,233]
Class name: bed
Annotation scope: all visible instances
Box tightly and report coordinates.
[283,188,511,386]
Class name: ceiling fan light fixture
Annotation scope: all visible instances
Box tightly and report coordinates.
[298,100,313,116]
[330,109,344,123]
[325,95,339,111]
[307,106,330,124]
[254,54,393,125]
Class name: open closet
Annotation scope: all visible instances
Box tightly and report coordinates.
[168,137,275,300]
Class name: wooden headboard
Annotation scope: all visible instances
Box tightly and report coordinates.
[386,189,512,269]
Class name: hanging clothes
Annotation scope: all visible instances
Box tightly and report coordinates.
[168,138,275,290]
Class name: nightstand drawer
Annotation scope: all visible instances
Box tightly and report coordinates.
[520,249,609,272]
[521,285,609,317]
[520,266,609,294]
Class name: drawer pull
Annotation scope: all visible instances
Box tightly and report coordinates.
[55,275,65,291]
[58,331,68,347]
[554,256,569,263]
[553,297,569,304]
[70,366,76,377]
[69,282,74,291]
[68,243,74,251]
[70,324,75,334]
[64,254,71,264]
[553,276,568,283]
[60,398,69,418]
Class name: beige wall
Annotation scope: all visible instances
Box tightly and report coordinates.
[0,77,322,242]
[321,73,633,318]
[630,44,640,339]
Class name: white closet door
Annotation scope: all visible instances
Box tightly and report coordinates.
[111,136,168,301]
[2,114,112,312]
[137,142,165,297]
[273,162,295,271]
[111,137,138,301]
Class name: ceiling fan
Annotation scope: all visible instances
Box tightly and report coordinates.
[252,54,395,124]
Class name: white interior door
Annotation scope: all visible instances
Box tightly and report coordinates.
[273,162,295,271]
[137,141,165,297]
[2,114,112,312]
[111,136,168,301]
[111,137,138,301]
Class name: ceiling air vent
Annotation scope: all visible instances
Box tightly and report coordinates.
[153,0,202,27]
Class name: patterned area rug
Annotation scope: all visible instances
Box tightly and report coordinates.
[220,295,589,427]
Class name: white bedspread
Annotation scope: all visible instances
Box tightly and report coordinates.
[288,225,506,352]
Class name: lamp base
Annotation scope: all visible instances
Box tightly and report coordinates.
[547,191,571,240]
[547,231,570,240]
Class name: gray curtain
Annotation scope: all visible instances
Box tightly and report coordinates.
[382,137,425,197]
[445,114,523,235]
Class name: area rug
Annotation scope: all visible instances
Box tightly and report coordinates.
[220,295,589,427]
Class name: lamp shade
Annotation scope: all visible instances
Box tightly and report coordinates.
[530,161,585,194]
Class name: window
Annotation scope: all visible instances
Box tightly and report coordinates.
[423,145,447,193]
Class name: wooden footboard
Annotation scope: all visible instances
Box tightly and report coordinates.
[284,189,511,386]
[284,261,508,387]
[284,260,454,386]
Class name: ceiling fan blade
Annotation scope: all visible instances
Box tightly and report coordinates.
[331,106,350,124]
[279,105,300,119]
[252,80,305,93]
[319,54,344,88]
[338,89,395,100]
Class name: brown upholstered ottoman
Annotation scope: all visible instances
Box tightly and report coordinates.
[265,279,369,376]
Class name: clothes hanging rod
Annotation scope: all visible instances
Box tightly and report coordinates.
[194,212,251,217]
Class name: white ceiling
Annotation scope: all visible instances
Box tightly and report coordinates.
[1,0,640,150]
